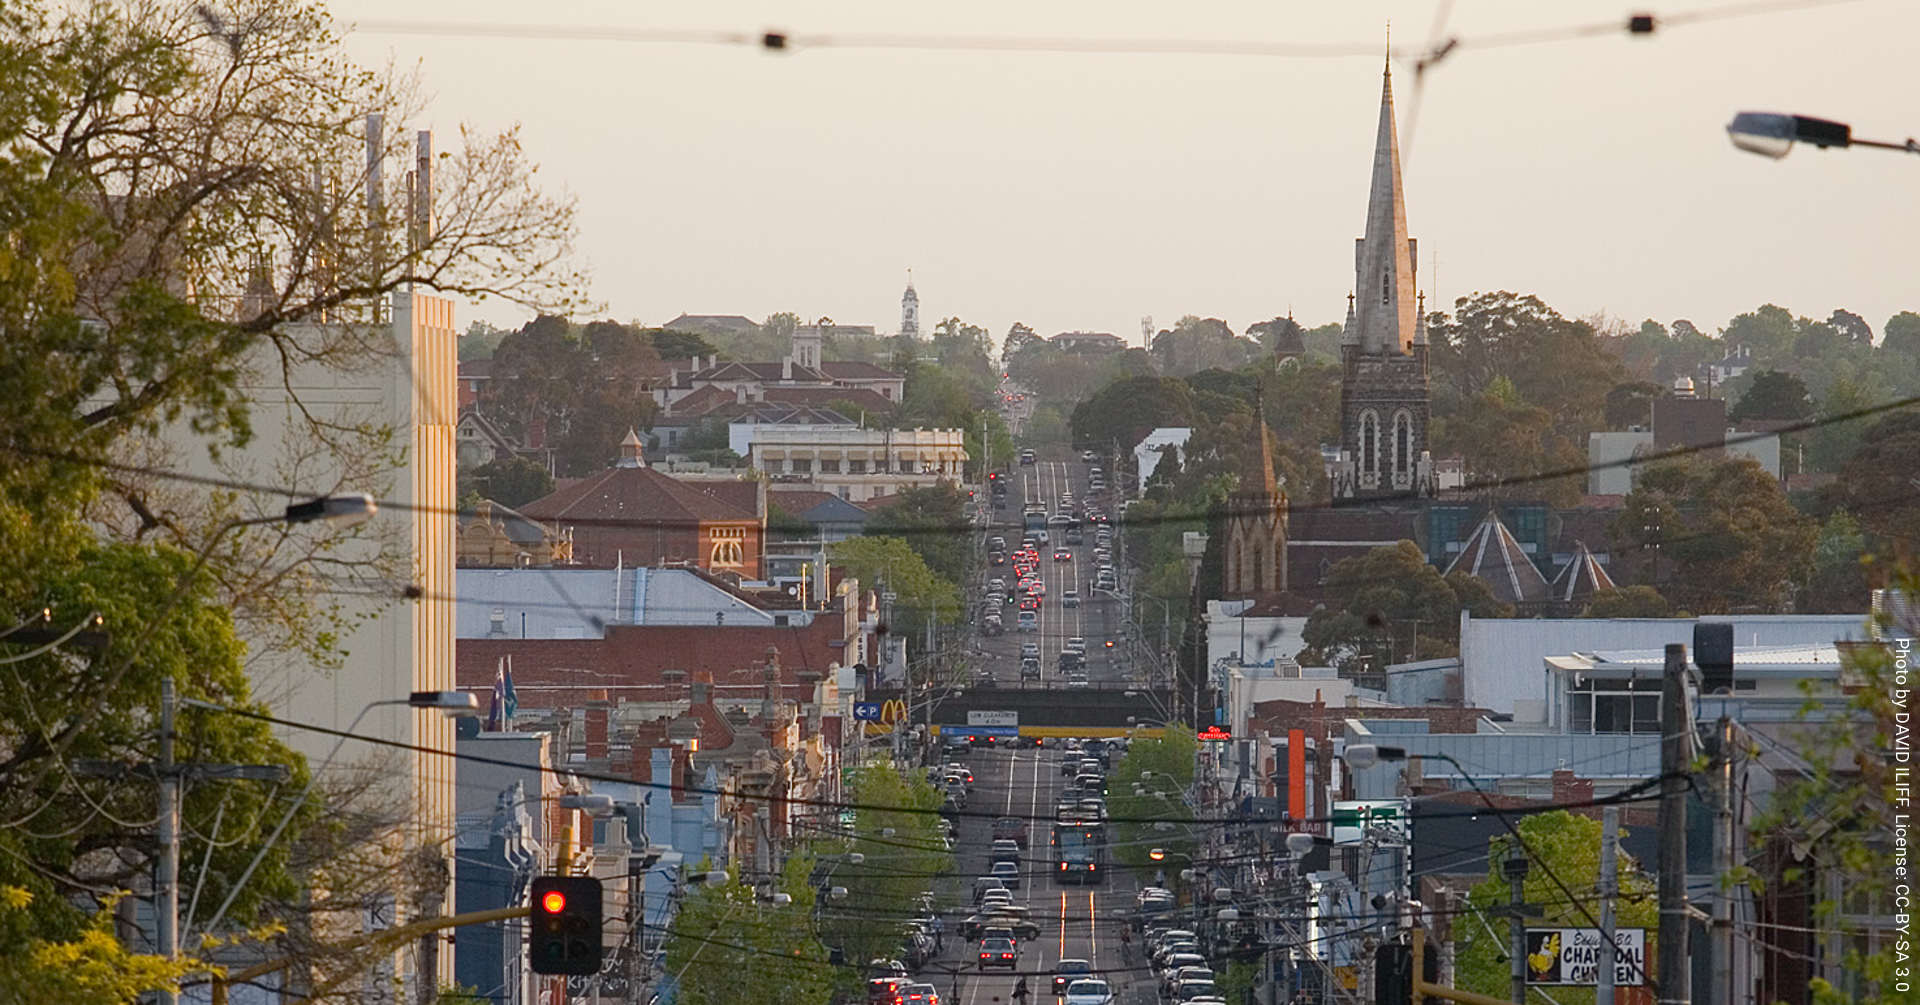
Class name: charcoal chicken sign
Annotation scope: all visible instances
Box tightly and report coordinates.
[1524,927,1647,986]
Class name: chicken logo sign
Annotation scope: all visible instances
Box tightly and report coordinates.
[1524,928,1647,986]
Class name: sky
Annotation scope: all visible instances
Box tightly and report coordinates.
[330,0,1920,349]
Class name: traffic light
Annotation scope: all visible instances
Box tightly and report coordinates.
[1104,640,1114,649]
[530,875,602,975]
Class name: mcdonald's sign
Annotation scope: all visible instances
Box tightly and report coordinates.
[863,698,910,736]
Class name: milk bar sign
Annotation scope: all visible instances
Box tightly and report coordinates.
[968,710,1018,727]
[1524,927,1647,986]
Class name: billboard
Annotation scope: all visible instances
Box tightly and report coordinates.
[968,710,1018,727]
[1330,800,1408,846]
[1524,928,1648,986]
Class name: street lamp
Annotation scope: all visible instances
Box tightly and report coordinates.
[188,688,479,935]
[1726,110,1919,159]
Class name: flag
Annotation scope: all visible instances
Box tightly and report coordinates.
[501,657,518,723]
[486,659,504,731]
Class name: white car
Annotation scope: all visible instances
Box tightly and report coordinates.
[1062,979,1113,1005]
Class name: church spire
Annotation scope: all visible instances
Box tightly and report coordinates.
[1250,392,1278,499]
[1352,55,1417,355]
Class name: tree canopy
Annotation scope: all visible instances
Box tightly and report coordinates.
[1299,542,1514,671]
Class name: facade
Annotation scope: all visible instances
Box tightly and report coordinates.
[899,274,920,339]
[456,499,572,568]
[516,432,767,575]
[727,405,857,458]
[1133,427,1192,491]
[1331,62,1436,502]
[745,426,968,502]
[1586,384,1781,494]
[656,331,906,412]
[1050,330,1127,354]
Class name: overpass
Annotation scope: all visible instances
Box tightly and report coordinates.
[862,684,1181,740]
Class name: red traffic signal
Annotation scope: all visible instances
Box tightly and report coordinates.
[530,876,602,975]
[1104,640,1114,648]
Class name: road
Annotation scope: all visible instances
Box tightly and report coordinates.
[976,458,1131,691]
[920,744,1158,1005]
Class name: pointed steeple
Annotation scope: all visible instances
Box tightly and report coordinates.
[1242,392,1278,500]
[1352,56,1417,355]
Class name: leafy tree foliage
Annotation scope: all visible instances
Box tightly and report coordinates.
[1724,303,1800,359]
[1580,585,1680,618]
[866,485,969,587]
[1801,511,1869,614]
[1108,731,1199,876]
[1149,316,1259,376]
[1610,458,1816,614]
[1298,542,1513,671]
[651,327,716,360]
[661,855,835,1005]
[459,321,510,361]
[1884,311,1920,355]
[814,763,950,972]
[457,455,554,509]
[0,888,196,1005]
[1744,572,1916,1005]
[1429,375,1586,507]
[480,316,664,476]
[1728,369,1814,423]
[1824,410,1920,547]
[1603,381,1663,429]
[1068,377,1196,452]
[828,536,960,645]
[1457,813,1658,1002]
[1826,308,1872,346]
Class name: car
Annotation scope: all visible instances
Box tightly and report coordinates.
[868,976,908,1005]
[960,912,1040,941]
[989,859,1021,889]
[1020,657,1040,679]
[1027,581,1046,597]
[1077,798,1105,820]
[1016,611,1038,631]
[1065,675,1090,689]
[1156,947,1204,971]
[1174,980,1220,1002]
[1081,450,1097,462]
[978,937,1018,970]
[1163,966,1214,995]
[1066,636,1087,654]
[1062,589,1080,608]
[1020,642,1040,659]
[980,890,1014,914]
[988,550,1006,566]
[946,764,974,786]
[1053,547,1071,562]
[988,577,1007,593]
[1052,959,1093,995]
[994,815,1030,846]
[902,983,940,1005]
[988,535,1006,551]
[1063,978,1114,1005]
[990,839,1020,866]
[972,876,1008,904]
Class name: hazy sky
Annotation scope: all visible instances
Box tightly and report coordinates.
[332,0,1918,348]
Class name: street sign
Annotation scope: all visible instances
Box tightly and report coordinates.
[853,702,882,722]
[1524,928,1648,986]
[956,726,1019,739]
[1330,799,1409,846]
[968,710,1018,727]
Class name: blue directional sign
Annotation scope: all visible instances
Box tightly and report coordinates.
[960,726,1020,739]
[853,702,882,722]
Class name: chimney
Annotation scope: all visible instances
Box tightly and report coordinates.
[690,678,710,707]
[736,385,747,405]
[1550,768,1592,807]
[585,702,610,760]
[409,129,433,261]
[782,357,793,381]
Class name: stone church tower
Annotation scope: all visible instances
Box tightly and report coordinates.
[1332,60,1435,502]
[1223,397,1288,596]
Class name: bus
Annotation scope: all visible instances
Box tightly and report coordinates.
[1051,821,1106,885]
[1023,507,1048,533]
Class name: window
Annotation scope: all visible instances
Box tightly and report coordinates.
[1359,411,1380,477]
[819,459,840,474]
[791,458,812,474]
[1381,269,1389,305]
[849,459,867,474]
[1393,410,1412,480]
[709,526,747,567]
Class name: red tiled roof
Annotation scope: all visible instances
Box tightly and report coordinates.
[519,464,756,528]
[666,385,738,418]
[819,361,901,380]
[770,489,843,513]
[691,479,762,517]
[458,620,855,701]
[760,386,895,412]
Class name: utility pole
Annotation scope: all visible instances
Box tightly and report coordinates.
[156,677,180,1005]
[73,678,291,1005]
[1597,806,1620,1005]
[1710,717,1734,1005]
[1504,850,1529,1005]
[1657,642,1691,1005]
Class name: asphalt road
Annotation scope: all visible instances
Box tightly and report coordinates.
[917,745,1159,1005]
[977,459,1131,690]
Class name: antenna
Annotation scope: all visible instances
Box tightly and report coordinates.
[1140,316,1154,348]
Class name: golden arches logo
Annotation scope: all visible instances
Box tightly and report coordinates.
[879,699,908,724]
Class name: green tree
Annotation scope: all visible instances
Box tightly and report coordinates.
[0,888,197,1005]
[1722,303,1800,362]
[1580,585,1679,618]
[1744,571,1915,1005]
[1068,377,1196,451]
[1826,309,1872,346]
[1827,411,1920,545]
[1021,405,1071,450]
[1107,731,1199,876]
[483,317,662,477]
[652,327,716,360]
[1299,542,1513,670]
[458,321,510,361]
[1802,511,1868,614]
[813,763,950,972]
[458,455,555,509]
[828,536,960,644]
[1457,812,1659,1002]
[866,484,969,587]
[1002,322,1042,362]
[1611,458,1816,613]
[1150,317,1258,376]
[662,856,835,1005]
[1430,376,1586,507]
[1603,381,1663,429]
[1728,369,1813,423]
[1883,311,1920,355]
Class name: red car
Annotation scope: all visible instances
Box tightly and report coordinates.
[1019,596,1040,611]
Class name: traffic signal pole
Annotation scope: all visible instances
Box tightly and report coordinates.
[209,904,533,1004]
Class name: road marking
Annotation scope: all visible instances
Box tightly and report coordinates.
[1088,890,1098,960]
[1058,889,1068,960]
